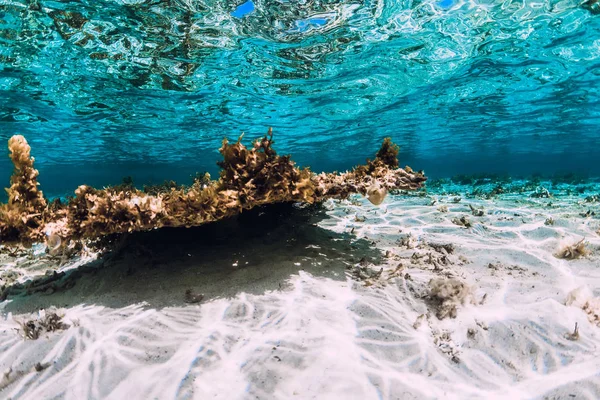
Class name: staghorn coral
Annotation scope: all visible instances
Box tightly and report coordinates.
[0,130,426,247]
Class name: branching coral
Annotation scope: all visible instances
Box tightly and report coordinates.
[0,130,427,247]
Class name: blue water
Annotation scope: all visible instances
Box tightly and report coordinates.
[1,0,600,197]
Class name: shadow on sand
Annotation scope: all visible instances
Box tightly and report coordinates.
[2,203,382,314]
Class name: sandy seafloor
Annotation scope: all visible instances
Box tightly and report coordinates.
[1,181,600,400]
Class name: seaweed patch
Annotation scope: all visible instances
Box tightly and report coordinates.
[0,130,426,249]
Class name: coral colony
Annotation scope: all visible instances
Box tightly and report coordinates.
[0,129,426,250]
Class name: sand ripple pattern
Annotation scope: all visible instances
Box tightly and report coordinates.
[1,189,600,399]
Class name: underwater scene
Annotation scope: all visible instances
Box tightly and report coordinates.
[1,0,600,399]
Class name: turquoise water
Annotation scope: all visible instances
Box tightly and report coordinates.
[1,0,600,197]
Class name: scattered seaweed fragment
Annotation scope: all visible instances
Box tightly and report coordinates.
[579,209,596,218]
[566,287,600,327]
[565,323,580,341]
[555,239,589,260]
[469,204,484,217]
[451,216,472,228]
[428,243,455,254]
[16,310,69,340]
[428,278,472,319]
[0,130,426,248]
[530,187,552,198]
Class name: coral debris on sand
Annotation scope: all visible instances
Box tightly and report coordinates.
[0,129,426,248]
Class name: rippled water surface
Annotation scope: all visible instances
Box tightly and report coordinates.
[1,0,600,194]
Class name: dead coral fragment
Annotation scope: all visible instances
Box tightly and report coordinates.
[452,216,472,228]
[428,278,472,319]
[531,187,552,198]
[413,313,427,329]
[469,204,484,217]
[555,239,589,260]
[16,310,69,340]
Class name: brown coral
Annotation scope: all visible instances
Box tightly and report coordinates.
[0,130,427,247]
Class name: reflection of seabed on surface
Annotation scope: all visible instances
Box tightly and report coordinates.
[2,188,600,399]
[2,0,600,180]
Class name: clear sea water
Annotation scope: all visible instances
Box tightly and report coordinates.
[1,0,599,198]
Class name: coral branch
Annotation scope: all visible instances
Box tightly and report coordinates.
[0,130,426,248]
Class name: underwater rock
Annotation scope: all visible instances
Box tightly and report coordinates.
[0,129,426,247]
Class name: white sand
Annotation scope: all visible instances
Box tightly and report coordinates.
[1,185,600,399]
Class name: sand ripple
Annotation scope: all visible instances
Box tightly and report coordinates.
[1,191,600,399]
